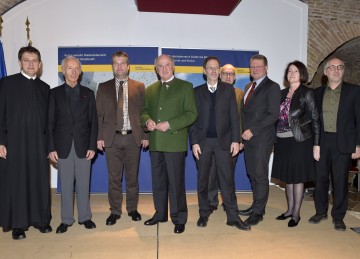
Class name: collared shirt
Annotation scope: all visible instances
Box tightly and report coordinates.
[161,75,175,84]
[323,82,342,133]
[243,75,266,102]
[161,75,175,89]
[21,70,37,80]
[207,82,218,93]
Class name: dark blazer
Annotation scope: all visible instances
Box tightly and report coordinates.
[48,84,98,159]
[241,76,281,146]
[281,85,320,144]
[189,81,240,150]
[315,82,360,153]
[96,78,148,147]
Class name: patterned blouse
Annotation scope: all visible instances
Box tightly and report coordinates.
[277,97,292,133]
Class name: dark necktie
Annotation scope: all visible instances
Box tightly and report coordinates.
[245,82,256,106]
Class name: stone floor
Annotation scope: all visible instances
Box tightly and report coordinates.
[1,186,360,259]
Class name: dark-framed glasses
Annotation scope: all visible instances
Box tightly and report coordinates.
[326,65,344,71]
[221,72,235,77]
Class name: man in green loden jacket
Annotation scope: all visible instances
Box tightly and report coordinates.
[141,54,197,234]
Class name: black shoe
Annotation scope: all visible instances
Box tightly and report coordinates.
[209,205,218,213]
[79,220,96,229]
[106,213,121,225]
[245,213,263,226]
[144,218,168,226]
[174,224,185,234]
[276,213,292,220]
[197,216,208,227]
[227,220,251,231]
[221,203,226,211]
[308,214,327,224]
[238,207,252,216]
[333,219,346,231]
[12,228,26,240]
[56,223,71,234]
[288,217,301,227]
[34,225,52,233]
[128,210,142,221]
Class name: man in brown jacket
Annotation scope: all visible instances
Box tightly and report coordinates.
[96,51,149,226]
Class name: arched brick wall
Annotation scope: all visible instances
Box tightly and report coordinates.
[305,0,360,83]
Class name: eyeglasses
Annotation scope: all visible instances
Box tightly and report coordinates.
[250,65,266,70]
[21,59,39,64]
[206,66,220,72]
[221,72,235,77]
[326,65,344,71]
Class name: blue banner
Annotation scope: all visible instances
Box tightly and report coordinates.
[57,46,257,193]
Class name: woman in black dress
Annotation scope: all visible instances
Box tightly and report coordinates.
[272,61,320,227]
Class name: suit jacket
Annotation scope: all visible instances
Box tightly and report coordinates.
[140,77,197,152]
[315,82,360,153]
[47,84,98,159]
[241,76,281,146]
[96,78,148,147]
[189,81,240,151]
[281,85,320,144]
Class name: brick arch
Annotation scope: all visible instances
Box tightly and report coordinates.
[307,20,360,82]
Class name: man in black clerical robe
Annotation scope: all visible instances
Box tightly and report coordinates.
[0,46,52,240]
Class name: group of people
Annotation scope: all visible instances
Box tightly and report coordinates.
[0,46,359,241]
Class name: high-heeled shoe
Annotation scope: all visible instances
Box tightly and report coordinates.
[288,217,301,227]
[276,213,292,220]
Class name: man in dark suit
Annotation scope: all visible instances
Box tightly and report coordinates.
[96,51,149,226]
[141,54,197,234]
[190,57,249,231]
[208,63,244,212]
[0,46,52,240]
[240,54,281,226]
[309,56,360,231]
[48,56,98,234]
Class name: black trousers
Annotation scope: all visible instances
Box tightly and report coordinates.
[208,154,239,207]
[244,142,273,215]
[315,133,351,220]
[150,151,187,225]
[196,138,239,223]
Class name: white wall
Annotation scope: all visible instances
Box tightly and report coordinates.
[2,0,308,187]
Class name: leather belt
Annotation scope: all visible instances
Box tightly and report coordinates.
[116,130,132,135]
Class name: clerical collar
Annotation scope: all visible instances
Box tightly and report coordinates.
[161,75,174,84]
[21,70,37,80]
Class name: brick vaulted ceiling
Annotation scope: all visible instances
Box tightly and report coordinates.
[135,0,242,16]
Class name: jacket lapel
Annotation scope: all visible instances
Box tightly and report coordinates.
[60,84,73,117]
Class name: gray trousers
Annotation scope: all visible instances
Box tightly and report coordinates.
[58,142,92,225]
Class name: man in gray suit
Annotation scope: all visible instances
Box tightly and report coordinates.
[240,54,281,226]
[96,51,149,226]
[48,56,98,234]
